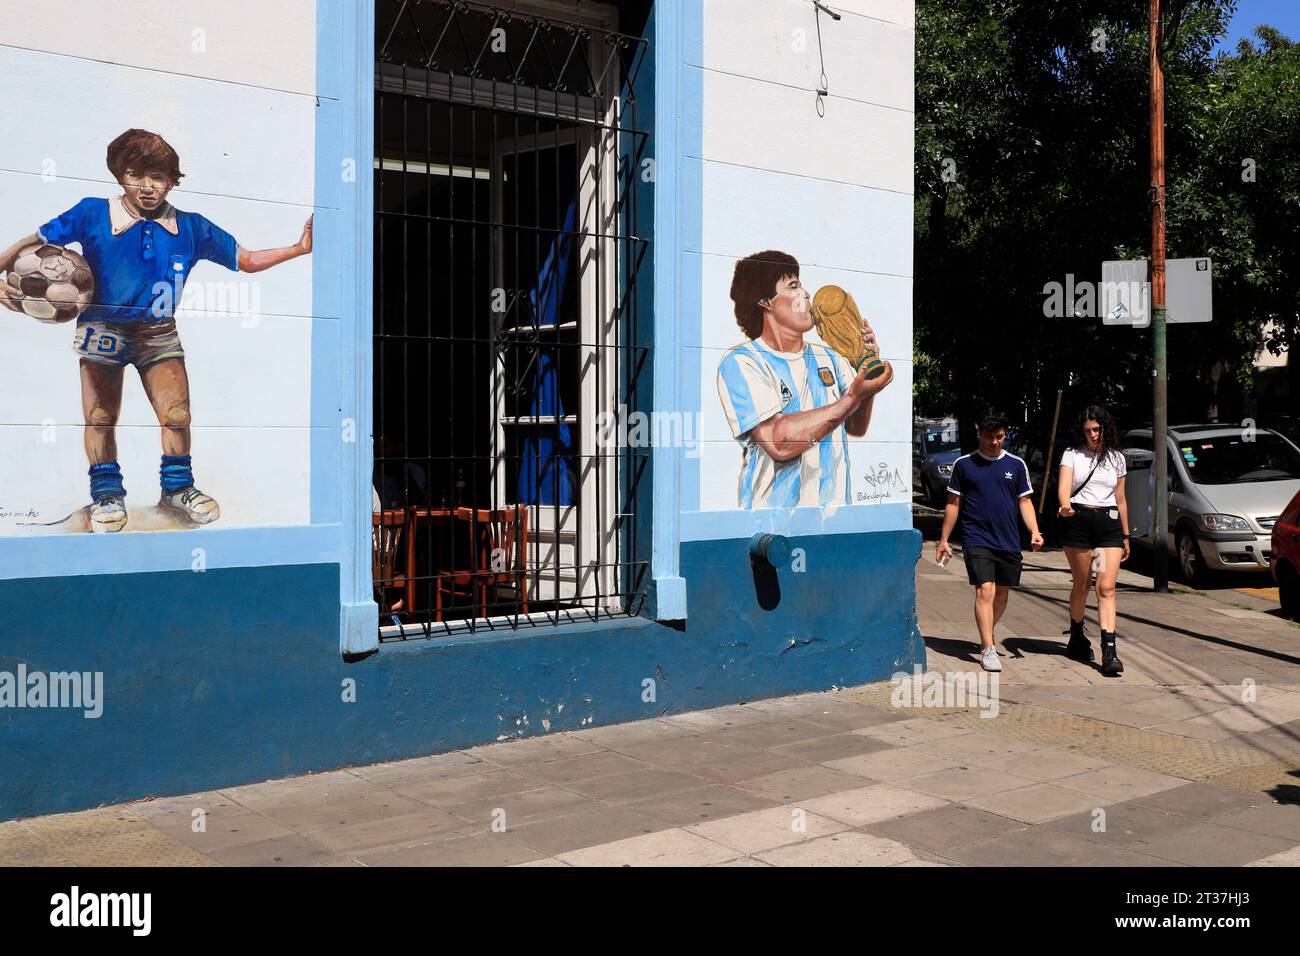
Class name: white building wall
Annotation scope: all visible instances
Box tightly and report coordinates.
[691,0,915,515]
[0,1,317,534]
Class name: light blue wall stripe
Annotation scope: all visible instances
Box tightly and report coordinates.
[324,0,378,654]
[649,0,690,619]
[681,501,912,542]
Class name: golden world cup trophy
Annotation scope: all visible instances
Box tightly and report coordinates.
[811,284,886,381]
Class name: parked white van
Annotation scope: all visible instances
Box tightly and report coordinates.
[1121,424,1300,584]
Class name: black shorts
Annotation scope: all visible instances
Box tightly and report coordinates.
[965,546,1023,587]
[1060,506,1125,550]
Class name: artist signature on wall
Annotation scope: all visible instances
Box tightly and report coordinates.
[854,462,908,504]
[0,507,40,520]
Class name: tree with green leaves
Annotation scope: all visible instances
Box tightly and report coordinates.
[915,0,1297,452]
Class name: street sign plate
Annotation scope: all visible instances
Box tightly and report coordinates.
[1101,258,1213,326]
[1101,260,1150,328]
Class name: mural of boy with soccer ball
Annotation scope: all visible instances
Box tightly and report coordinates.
[0,129,312,532]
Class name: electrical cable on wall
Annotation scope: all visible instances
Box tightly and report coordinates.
[812,0,841,116]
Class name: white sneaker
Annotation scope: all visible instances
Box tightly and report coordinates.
[159,486,221,525]
[980,646,1002,672]
[89,495,127,533]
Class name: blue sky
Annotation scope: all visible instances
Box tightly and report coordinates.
[1216,0,1300,51]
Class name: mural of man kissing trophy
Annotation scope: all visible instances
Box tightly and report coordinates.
[0,128,313,533]
[716,250,893,509]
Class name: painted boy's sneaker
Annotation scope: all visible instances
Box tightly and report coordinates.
[159,486,220,525]
[980,646,1002,672]
[89,495,128,533]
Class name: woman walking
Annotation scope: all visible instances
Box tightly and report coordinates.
[1058,406,1129,676]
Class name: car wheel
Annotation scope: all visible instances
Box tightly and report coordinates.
[1177,529,1204,586]
[1280,564,1300,621]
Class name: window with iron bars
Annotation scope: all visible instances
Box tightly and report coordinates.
[373,0,651,639]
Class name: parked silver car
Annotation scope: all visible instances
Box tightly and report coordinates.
[1121,425,1300,584]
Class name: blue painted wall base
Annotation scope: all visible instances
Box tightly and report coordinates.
[1,529,923,820]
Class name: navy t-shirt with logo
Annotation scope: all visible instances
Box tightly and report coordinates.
[946,451,1033,552]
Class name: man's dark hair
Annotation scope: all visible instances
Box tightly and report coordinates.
[977,410,1010,434]
[730,250,800,339]
[106,129,184,184]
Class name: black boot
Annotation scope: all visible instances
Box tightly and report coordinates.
[1100,629,1124,676]
[1063,619,1093,662]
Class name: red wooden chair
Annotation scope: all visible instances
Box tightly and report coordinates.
[437,506,529,620]
[372,509,408,614]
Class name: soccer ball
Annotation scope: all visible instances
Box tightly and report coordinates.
[4,242,94,323]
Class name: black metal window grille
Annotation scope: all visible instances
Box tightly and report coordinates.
[373,0,650,639]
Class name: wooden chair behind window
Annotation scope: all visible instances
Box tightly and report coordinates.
[372,509,408,614]
[437,507,529,620]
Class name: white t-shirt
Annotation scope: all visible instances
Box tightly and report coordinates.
[1061,446,1127,507]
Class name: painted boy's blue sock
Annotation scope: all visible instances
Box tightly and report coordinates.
[160,454,195,493]
[89,462,126,501]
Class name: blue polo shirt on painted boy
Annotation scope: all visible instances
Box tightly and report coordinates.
[946,450,1033,552]
[37,195,239,324]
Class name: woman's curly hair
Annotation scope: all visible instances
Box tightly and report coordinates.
[1073,404,1122,464]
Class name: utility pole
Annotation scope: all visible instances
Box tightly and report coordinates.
[1149,0,1169,592]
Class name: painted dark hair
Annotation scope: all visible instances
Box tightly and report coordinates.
[106,129,184,184]
[730,250,800,339]
[1074,404,1121,462]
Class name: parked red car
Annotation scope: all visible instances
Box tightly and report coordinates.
[1272,489,1300,620]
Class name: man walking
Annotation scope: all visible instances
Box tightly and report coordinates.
[936,412,1043,671]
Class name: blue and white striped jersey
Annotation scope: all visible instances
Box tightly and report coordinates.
[716,337,856,509]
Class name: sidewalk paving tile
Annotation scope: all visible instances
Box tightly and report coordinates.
[685,805,849,853]
[505,805,666,856]
[864,803,1025,857]
[769,732,894,763]
[205,833,348,867]
[904,766,1038,802]
[944,825,1171,868]
[357,832,545,867]
[912,731,1043,762]
[1210,802,1300,842]
[1131,781,1271,820]
[557,828,741,867]
[560,767,712,804]
[684,748,814,785]
[1055,765,1191,803]
[797,784,949,827]
[1244,844,1300,866]
[132,806,295,854]
[345,751,491,786]
[623,784,778,826]
[963,783,1109,825]
[469,735,607,767]
[1040,804,1195,844]
[855,716,975,747]
[823,747,958,782]
[442,786,597,829]
[711,718,855,749]
[1145,719,1240,742]
[730,765,872,803]
[754,831,916,867]
[227,789,431,833]
[1128,822,1296,867]
[302,808,480,855]
[524,752,654,786]
[975,747,1113,781]
[391,768,542,807]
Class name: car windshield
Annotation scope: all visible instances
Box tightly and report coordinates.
[924,430,959,453]
[1177,434,1300,485]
